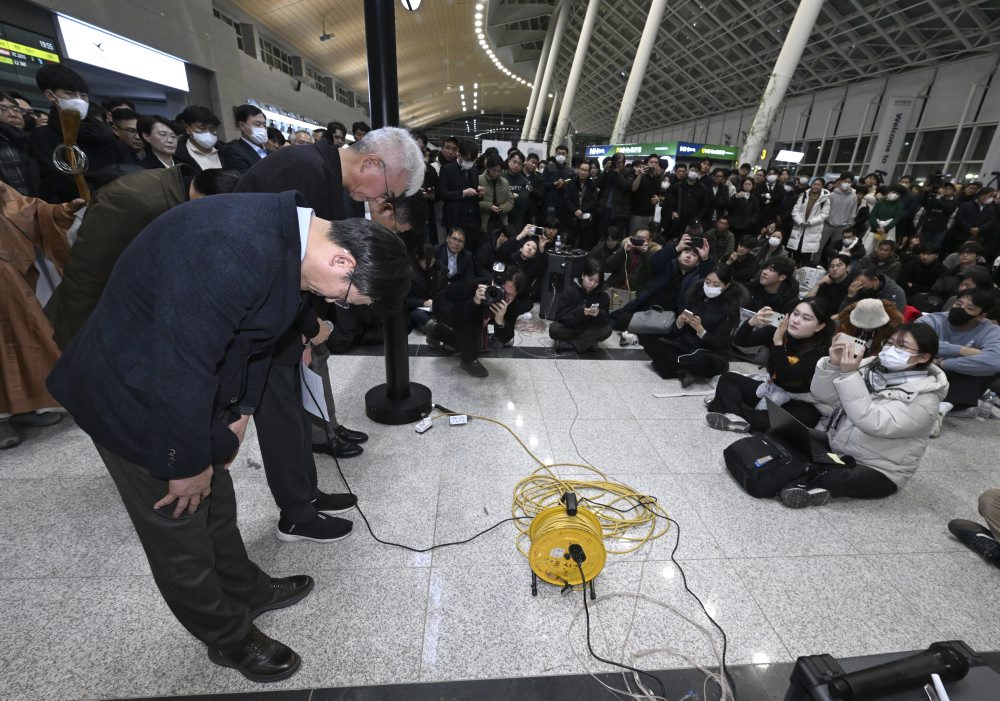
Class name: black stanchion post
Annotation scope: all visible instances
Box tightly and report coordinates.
[363,0,433,424]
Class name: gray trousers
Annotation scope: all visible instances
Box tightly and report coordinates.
[308,342,340,445]
[980,489,1000,540]
[815,221,848,262]
[96,443,269,648]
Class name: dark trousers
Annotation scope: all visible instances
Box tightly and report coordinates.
[436,320,483,362]
[805,463,898,499]
[549,321,612,353]
[255,362,321,523]
[409,308,432,332]
[708,372,821,433]
[944,370,992,409]
[308,342,341,444]
[639,336,729,379]
[96,443,269,648]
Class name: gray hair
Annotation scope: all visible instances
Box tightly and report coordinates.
[351,126,424,197]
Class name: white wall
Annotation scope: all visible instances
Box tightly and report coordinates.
[27,0,367,140]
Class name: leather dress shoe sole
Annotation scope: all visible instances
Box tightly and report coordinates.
[249,576,315,620]
[206,645,301,683]
[335,426,368,444]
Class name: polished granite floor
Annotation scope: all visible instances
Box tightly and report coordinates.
[2,317,999,701]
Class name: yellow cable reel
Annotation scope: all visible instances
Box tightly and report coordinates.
[528,502,606,587]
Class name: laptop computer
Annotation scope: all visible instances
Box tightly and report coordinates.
[766,398,841,465]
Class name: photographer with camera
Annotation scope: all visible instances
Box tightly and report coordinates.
[919,178,958,250]
[548,258,613,354]
[425,265,531,377]
[627,154,664,234]
[596,154,631,239]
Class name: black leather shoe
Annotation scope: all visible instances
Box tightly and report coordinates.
[312,438,363,458]
[249,575,315,620]
[207,625,301,682]
[334,425,368,444]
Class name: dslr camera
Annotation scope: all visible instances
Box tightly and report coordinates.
[482,261,507,307]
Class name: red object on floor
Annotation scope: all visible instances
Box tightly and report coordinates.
[903,305,922,322]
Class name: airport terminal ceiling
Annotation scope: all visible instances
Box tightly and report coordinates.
[230,0,1000,139]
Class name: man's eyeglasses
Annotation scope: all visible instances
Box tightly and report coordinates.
[113,125,138,135]
[377,161,398,202]
[333,273,354,309]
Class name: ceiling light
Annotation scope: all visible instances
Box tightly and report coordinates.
[473,82,478,89]
[474,12,482,19]
[474,20,482,27]
[475,2,484,9]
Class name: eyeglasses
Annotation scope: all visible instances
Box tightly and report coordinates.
[447,235,465,243]
[377,161,397,202]
[114,125,138,134]
[883,339,918,353]
[0,104,24,115]
[333,273,354,309]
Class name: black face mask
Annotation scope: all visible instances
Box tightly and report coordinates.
[948,307,976,326]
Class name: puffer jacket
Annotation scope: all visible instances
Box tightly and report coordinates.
[787,189,831,254]
[810,357,949,486]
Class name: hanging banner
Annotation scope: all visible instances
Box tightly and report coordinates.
[868,96,915,177]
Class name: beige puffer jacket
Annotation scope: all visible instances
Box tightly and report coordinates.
[810,357,950,486]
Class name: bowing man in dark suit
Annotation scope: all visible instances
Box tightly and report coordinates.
[219,104,268,173]
[46,192,410,683]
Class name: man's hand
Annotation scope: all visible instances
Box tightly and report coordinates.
[424,299,433,308]
[490,204,502,214]
[650,195,661,205]
[676,233,691,252]
[555,179,566,189]
[575,209,583,219]
[698,237,711,260]
[671,211,679,220]
[726,251,739,265]
[63,198,87,214]
[302,344,313,366]
[310,321,332,346]
[583,305,599,317]
[819,274,832,286]
[462,187,479,198]
[224,415,251,469]
[154,465,213,518]
[847,278,865,298]
[751,306,774,328]
[490,298,509,325]
[473,284,488,305]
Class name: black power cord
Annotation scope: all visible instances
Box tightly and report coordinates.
[575,559,667,701]
[302,369,531,553]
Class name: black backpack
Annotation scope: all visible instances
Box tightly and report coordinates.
[723,433,813,498]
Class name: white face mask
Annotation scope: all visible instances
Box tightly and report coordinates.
[984,197,996,205]
[768,236,782,248]
[703,283,723,298]
[660,180,670,191]
[55,96,89,119]
[687,171,699,181]
[766,174,777,184]
[190,131,217,150]
[555,154,566,165]
[886,193,900,202]
[459,158,474,170]
[246,126,268,145]
[878,345,913,372]
[799,176,809,185]
[840,182,852,191]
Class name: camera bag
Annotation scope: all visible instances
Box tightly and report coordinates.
[723,433,813,498]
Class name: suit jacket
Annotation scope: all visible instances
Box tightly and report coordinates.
[47,191,304,479]
[220,137,264,173]
[436,242,475,284]
[139,151,171,170]
[45,165,192,350]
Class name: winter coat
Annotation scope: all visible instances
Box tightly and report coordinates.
[919,193,958,235]
[839,273,907,314]
[664,179,708,229]
[860,251,902,281]
[898,258,946,296]
[788,189,831,254]
[478,173,514,233]
[662,281,744,354]
[406,258,445,312]
[437,161,481,236]
[746,276,800,314]
[704,182,732,224]
[606,245,655,291]
[555,280,610,329]
[728,191,760,235]
[869,198,903,240]
[811,357,949,486]
[596,167,632,218]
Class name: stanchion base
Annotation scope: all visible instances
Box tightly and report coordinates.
[364,382,432,425]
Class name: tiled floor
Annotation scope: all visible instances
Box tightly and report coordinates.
[2,315,999,700]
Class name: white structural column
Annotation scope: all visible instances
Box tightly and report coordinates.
[527,0,569,141]
[737,0,826,165]
[521,18,555,141]
[544,89,560,144]
[609,0,670,144]
[551,0,602,148]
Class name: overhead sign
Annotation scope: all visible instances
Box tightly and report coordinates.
[0,22,60,82]
[869,96,916,177]
[587,141,736,163]
[56,14,188,91]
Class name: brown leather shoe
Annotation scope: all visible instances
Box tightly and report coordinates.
[207,625,301,682]
[249,575,314,619]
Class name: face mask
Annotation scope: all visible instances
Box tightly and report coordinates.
[687,171,698,181]
[840,182,852,191]
[190,131,217,150]
[459,158,474,170]
[886,193,899,202]
[768,236,782,248]
[842,237,856,247]
[766,174,777,184]
[660,180,670,191]
[984,198,996,205]
[246,126,268,145]
[948,307,976,326]
[799,176,809,185]
[555,155,566,165]
[878,346,913,372]
[703,283,723,298]
[55,96,88,119]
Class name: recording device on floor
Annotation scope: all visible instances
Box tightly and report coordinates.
[784,640,991,700]
[482,261,506,307]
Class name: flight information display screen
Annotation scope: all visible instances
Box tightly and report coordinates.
[0,22,61,83]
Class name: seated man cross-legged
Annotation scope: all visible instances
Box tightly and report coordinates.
[548,257,613,354]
